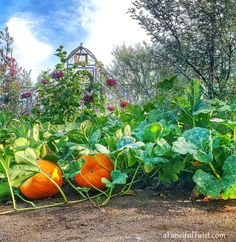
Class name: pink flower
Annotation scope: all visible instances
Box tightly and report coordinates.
[106,79,117,87]
[120,100,129,108]
[10,68,17,75]
[107,105,115,111]
[20,91,32,99]
[41,79,48,85]
[51,70,64,79]
[82,95,94,104]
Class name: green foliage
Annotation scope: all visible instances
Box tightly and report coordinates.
[129,0,236,99]
[102,170,128,189]
[0,27,32,114]
[109,43,162,102]
[37,46,104,124]
[0,181,10,200]
[0,78,235,211]
[193,155,236,199]
[58,159,84,179]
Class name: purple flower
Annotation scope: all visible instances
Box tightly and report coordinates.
[20,91,32,99]
[51,70,64,79]
[106,79,117,87]
[82,95,94,105]
[40,79,48,85]
[21,110,30,116]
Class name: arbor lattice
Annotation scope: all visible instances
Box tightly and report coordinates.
[66,43,130,103]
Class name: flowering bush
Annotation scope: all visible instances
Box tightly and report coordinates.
[37,46,105,124]
[0,27,32,113]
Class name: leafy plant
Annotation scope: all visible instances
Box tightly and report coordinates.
[37,46,104,124]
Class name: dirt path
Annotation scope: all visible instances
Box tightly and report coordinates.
[0,189,235,242]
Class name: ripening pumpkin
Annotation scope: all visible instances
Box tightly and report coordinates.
[74,154,113,190]
[19,160,63,200]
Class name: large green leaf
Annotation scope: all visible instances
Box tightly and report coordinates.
[193,170,223,197]
[0,181,11,200]
[89,130,101,144]
[193,155,236,199]
[210,118,236,131]
[172,127,213,163]
[193,100,215,115]
[125,105,144,122]
[159,159,185,182]
[8,164,39,187]
[95,144,110,155]
[58,159,84,179]
[111,170,128,185]
[117,136,144,150]
[153,138,172,156]
[143,157,170,173]
[102,170,128,189]
[15,148,38,166]
[183,127,210,149]
[141,123,170,142]
[143,123,161,142]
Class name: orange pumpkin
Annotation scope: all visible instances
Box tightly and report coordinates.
[74,154,113,190]
[19,160,63,200]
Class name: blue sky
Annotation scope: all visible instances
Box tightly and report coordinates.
[0,0,149,81]
[0,0,90,47]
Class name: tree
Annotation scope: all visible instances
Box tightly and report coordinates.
[109,43,163,102]
[129,0,236,99]
[0,27,32,113]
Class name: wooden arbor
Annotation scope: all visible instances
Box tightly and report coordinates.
[66,43,128,102]
[66,43,98,82]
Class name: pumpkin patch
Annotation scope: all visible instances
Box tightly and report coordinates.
[19,160,63,200]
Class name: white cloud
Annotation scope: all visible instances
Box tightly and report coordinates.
[4,1,150,82]
[6,17,54,82]
[73,0,150,65]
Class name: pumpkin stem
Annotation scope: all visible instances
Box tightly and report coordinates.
[80,173,108,197]
[209,162,221,179]
[1,162,17,211]
[100,188,113,206]
[16,192,36,207]
[86,191,99,207]
[113,150,126,170]
[123,163,141,194]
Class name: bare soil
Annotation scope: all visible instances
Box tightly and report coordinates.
[0,189,235,242]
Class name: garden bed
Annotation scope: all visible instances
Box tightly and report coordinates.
[0,189,235,242]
